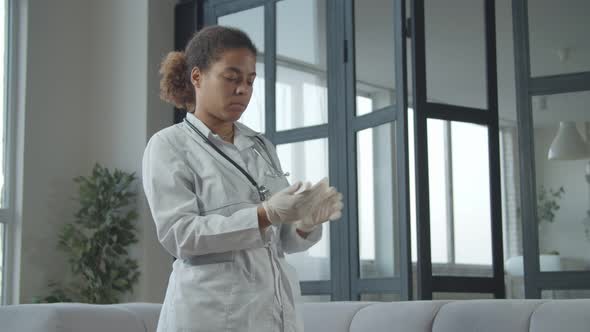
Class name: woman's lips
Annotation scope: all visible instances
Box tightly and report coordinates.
[228,103,246,112]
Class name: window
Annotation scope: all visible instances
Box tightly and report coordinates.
[278,139,331,281]
[219,7,265,133]
[213,0,334,289]
[409,109,493,277]
[198,0,413,301]
[357,122,396,279]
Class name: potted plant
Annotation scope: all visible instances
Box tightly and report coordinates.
[536,185,565,224]
[34,164,140,304]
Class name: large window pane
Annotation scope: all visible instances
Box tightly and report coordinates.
[357,123,397,278]
[218,7,264,52]
[354,0,395,115]
[425,0,487,109]
[219,7,265,133]
[451,122,492,266]
[276,0,328,131]
[451,122,493,274]
[276,138,328,185]
[427,119,493,277]
[277,139,330,281]
[239,62,265,133]
[532,91,590,272]
[528,0,590,77]
[426,119,449,264]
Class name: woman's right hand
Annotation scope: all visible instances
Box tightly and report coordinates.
[261,181,308,225]
[261,179,335,225]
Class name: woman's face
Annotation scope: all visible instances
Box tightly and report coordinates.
[192,48,257,123]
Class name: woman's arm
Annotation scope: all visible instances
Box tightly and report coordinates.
[280,223,322,254]
[143,133,268,259]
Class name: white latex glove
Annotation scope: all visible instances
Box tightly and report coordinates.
[296,178,344,232]
[262,180,335,225]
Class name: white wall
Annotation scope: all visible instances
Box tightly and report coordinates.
[15,0,175,303]
[87,0,148,173]
[18,0,93,303]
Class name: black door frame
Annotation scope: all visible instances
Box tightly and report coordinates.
[410,0,505,299]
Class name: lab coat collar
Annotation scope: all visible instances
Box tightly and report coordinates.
[185,112,215,139]
[234,121,259,138]
[185,112,261,151]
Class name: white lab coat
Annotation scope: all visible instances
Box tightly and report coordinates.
[142,112,322,332]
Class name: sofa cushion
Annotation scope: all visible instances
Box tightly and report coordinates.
[432,300,545,332]
[302,302,373,332]
[0,303,146,332]
[529,299,590,332]
[349,301,449,332]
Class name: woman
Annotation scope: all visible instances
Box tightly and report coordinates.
[142,25,343,332]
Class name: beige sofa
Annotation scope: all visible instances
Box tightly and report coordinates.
[1,299,589,332]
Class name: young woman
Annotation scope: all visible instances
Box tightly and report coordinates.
[143,26,343,332]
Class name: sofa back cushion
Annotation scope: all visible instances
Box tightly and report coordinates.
[302,302,373,332]
[529,299,590,332]
[432,300,544,332]
[0,303,147,332]
[349,301,449,332]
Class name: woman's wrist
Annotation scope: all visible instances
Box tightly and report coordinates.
[257,206,271,230]
[296,228,311,239]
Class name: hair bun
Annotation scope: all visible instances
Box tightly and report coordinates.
[159,51,195,110]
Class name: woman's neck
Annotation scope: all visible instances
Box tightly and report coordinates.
[193,110,234,143]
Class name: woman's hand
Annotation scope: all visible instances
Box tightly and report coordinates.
[260,179,336,225]
[261,181,309,225]
[295,179,343,233]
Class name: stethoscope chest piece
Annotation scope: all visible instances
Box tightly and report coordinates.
[258,185,271,202]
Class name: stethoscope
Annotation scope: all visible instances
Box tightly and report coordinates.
[251,138,290,179]
[184,118,289,202]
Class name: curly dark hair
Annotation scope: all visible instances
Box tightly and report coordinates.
[159,25,258,111]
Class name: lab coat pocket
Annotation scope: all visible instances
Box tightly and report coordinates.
[233,256,254,284]
[173,260,234,330]
[226,250,273,331]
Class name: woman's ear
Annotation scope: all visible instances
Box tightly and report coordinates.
[191,67,202,88]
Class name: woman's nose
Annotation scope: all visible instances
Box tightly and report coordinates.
[235,82,251,95]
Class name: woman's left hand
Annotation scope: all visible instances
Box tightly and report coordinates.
[295,178,344,232]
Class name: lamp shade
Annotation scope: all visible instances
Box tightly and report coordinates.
[548,121,590,160]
